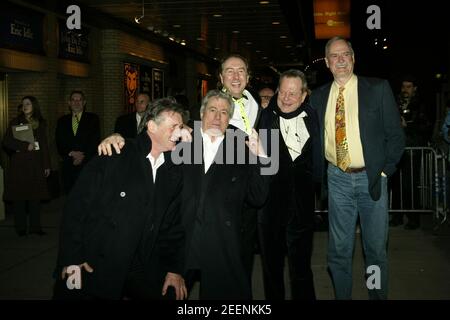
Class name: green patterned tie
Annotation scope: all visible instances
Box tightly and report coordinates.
[72,114,79,135]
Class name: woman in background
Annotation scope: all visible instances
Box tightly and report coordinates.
[3,96,51,236]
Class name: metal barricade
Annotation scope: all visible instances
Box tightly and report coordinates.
[389,147,447,230]
[314,147,448,230]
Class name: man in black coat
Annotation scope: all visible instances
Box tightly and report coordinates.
[114,93,150,139]
[309,36,405,300]
[55,91,100,193]
[54,100,188,300]
[99,90,272,299]
[258,69,321,300]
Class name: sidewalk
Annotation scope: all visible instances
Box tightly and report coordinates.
[1,197,450,299]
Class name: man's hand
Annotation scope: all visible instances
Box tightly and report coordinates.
[44,169,50,177]
[61,262,94,285]
[170,127,193,144]
[246,128,267,157]
[162,272,187,300]
[27,143,34,151]
[70,151,85,165]
[98,133,125,156]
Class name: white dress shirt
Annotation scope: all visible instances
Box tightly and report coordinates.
[201,129,224,173]
[146,152,165,183]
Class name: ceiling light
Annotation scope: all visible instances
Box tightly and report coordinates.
[285,45,292,48]
[232,30,240,34]
[213,14,222,17]
[259,1,270,4]
[173,24,181,28]
[181,40,186,46]
[134,0,145,24]
[272,21,280,25]
[245,41,252,45]
[280,35,287,39]
[196,37,204,41]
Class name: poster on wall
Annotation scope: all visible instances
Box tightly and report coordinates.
[124,63,140,113]
[58,19,90,62]
[139,65,152,97]
[0,2,44,54]
[152,68,164,101]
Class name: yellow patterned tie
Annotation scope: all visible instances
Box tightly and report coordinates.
[335,87,351,171]
[233,97,252,135]
[72,114,79,135]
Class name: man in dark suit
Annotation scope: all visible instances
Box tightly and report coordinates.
[54,100,188,300]
[114,93,150,139]
[258,69,321,300]
[179,89,270,299]
[309,36,405,300]
[98,90,272,299]
[55,91,100,193]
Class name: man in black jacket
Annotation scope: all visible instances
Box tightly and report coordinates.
[114,93,150,139]
[54,100,188,300]
[258,69,320,300]
[55,91,100,193]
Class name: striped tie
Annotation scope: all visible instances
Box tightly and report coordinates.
[233,97,252,135]
[335,87,351,171]
[72,114,79,135]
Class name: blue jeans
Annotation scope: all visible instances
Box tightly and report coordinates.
[327,164,389,300]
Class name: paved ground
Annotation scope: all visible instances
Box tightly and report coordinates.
[1,196,450,300]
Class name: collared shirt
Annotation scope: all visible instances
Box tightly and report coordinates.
[136,113,142,130]
[229,89,259,134]
[324,74,365,168]
[279,111,309,161]
[146,152,165,183]
[201,129,224,173]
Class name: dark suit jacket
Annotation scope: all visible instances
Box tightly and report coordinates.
[55,111,100,162]
[55,132,184,299]
[258,98,321,225]
[114,112,139,139]
[56,111,101,191]
[179,129,270,299]
[310,76,405,201]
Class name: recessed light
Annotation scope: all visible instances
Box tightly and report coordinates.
[213,14,222,17]
[259,1,270,4]
[256,50,261,53]
[272,21,280,25]
[232,30,240,34]
[280,35,287,39]
[173,24,181,28]
[262,56,268,59]
[246,41,252,45]
[285,45,292,48]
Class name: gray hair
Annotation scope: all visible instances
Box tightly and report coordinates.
[137,97,187,133]
[199,89,234,118]
[325,36,354,57]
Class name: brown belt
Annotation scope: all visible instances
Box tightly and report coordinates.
[344,167,366,173]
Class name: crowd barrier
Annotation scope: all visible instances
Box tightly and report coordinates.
[314,147,448,231]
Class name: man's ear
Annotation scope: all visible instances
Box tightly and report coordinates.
[325,58,330,68]
[147,120,157,133]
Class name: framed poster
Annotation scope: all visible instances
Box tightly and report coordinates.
[152,68,164,101]
[140,65,152,97]
[124,63,139,113]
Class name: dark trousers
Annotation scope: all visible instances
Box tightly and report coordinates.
[258,212,316,300]
[13,200,42,234]
[62,161,83,194]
